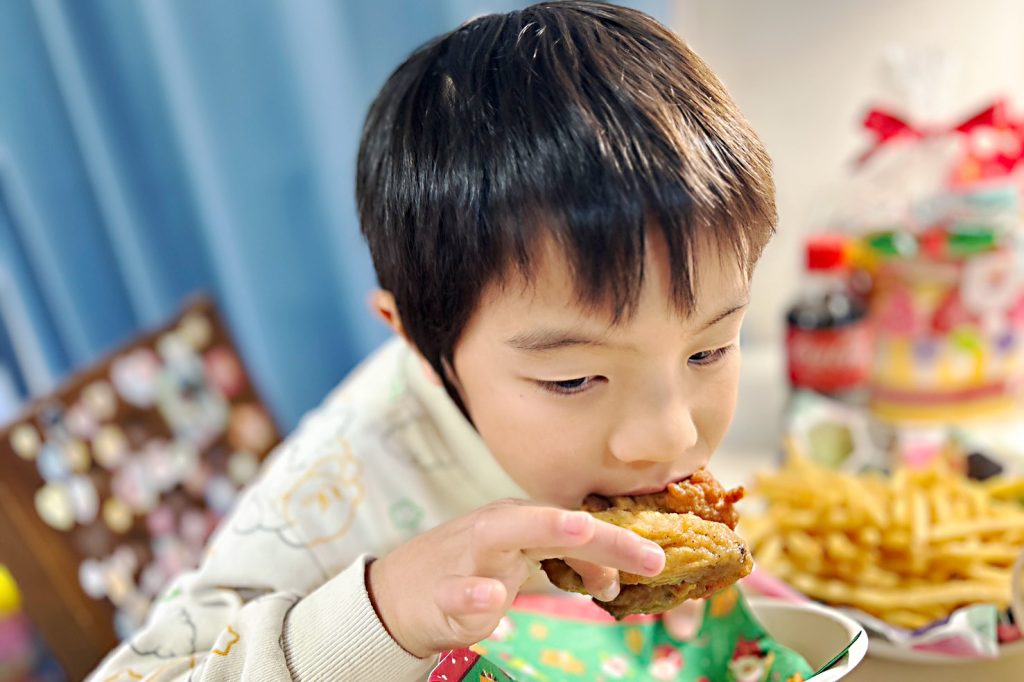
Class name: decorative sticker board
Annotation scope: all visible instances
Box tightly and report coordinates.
[0,295,280,677]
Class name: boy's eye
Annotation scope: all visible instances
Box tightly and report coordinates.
[688,345,734,366]
[538,376,599,395]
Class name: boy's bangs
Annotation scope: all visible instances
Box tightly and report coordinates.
[357,1,777,385]
[497,165,770,324]
[464,5,776,321]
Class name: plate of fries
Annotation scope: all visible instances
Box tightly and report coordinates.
[741,444,1024,662]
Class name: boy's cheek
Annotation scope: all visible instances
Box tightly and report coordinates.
[697,366,742,454]
[476,406,601,504]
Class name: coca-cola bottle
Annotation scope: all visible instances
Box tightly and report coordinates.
[785,234,874,404]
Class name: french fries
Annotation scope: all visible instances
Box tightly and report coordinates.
[743,444,1024,629]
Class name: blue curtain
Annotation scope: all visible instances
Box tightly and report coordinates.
[0,0,668,431]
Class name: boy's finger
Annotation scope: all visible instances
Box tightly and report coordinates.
[563,558,619,602]
[470,505,663,579]
[434,574,507,616]
[529,518,666,578]
[471,506,596,565]
[433,575,508,644]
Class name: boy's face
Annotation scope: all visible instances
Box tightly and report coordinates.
[450,230,749,509]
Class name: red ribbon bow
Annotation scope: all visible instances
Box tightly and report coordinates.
[856,98,1022,173]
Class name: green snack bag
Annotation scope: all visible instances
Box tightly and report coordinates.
[431,586,814,682]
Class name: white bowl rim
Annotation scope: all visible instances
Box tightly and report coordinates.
[746,596,869,678]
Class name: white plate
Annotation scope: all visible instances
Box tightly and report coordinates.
[868,637,1024,664]
[748,597,868,681]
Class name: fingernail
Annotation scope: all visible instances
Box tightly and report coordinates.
[596,579,620,602]
[562,512,589,535]
[642,544,665,574]
[472,583,492,608]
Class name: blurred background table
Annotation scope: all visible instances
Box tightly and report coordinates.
[848,653,1024,681]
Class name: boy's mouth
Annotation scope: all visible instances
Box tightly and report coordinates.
[600,473,695,498]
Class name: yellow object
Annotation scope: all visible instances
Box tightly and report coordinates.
[743,442,1024,630]
[0,564,22,617]
[539,648,585,674]
[624,627,645,655]
[844,239,878,272]
[871,394,1020,424]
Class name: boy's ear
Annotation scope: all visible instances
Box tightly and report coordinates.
[370,289,443,387]
[370,289,405,338]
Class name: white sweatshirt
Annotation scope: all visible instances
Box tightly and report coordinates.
[88,337,529,681]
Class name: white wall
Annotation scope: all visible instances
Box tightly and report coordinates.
[671,0,1024,346]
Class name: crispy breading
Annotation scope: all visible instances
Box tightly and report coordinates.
[542,469,751,618]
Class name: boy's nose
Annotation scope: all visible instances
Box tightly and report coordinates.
[607,401,699,465]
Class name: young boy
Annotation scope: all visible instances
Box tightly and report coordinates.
[90,2,774,679]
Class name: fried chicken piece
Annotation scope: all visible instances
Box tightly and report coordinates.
[581,468,745,529]
[542,469,751,619]
[542,562,743,618]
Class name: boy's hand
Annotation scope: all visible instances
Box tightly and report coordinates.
[367,498,666,658]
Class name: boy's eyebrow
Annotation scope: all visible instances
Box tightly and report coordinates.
[697,298,749,332]
[505,329,621,353]
[506,298,750,353]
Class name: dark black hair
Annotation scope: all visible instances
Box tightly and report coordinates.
[357,1,775,409]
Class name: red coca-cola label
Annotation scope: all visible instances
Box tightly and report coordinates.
[786,322,873,392]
